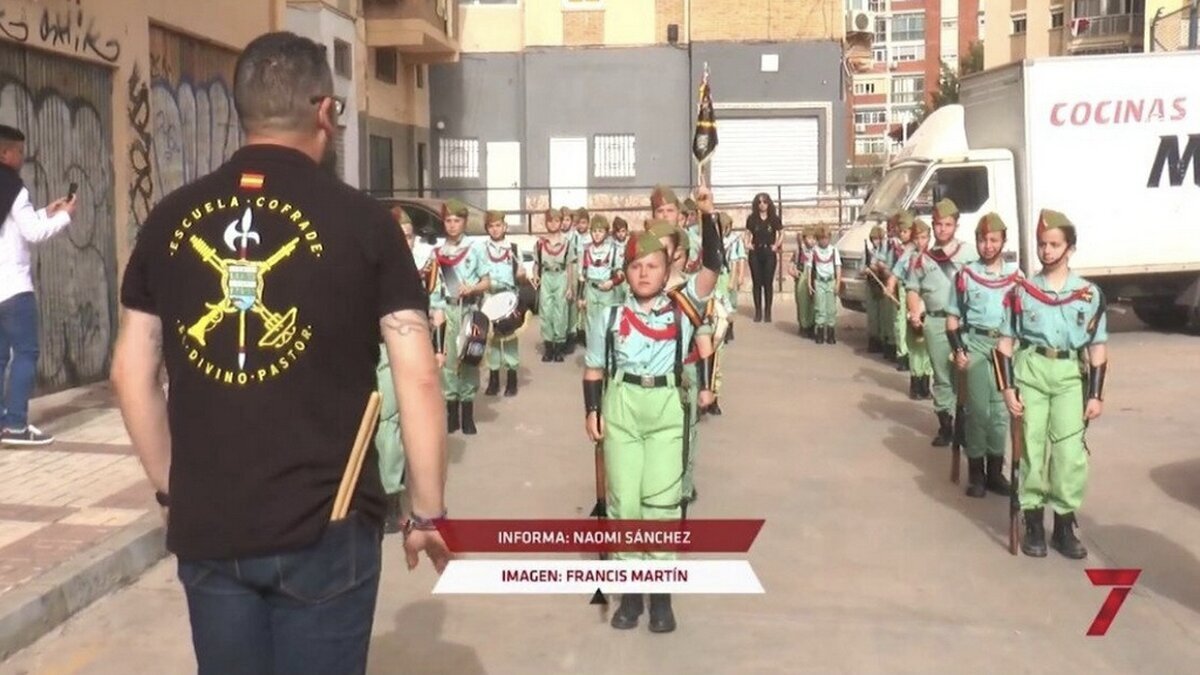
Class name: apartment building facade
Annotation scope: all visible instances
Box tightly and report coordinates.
[428,0,848,219]
[983,0,1161,67]
[845,0,981,167]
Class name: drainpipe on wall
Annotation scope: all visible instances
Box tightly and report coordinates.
[1190,0,1199,50]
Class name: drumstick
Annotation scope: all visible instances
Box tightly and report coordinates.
[331,391,383,521]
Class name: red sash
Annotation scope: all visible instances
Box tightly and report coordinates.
[538,238,566,256]
[1007,278,1094,314]
[486,244,512,263]
[956,266,1021,293]
[436,246,470,267]
[618,306,678,341]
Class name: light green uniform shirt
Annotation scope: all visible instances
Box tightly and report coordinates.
[431,240,488,309]
[481,239,520,293]
[1000,272,1108,350]
[810,244,841,280]
[582,240,623,286]
[585,276,711,377]
[948,260,1020,331]
[904,239,974,312]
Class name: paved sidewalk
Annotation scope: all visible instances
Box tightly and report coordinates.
[0,384,164,660]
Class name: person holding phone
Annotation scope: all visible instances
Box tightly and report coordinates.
[0,124,78,446]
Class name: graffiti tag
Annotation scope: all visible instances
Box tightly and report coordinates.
[0,1,121,64]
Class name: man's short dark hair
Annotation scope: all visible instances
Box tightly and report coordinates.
[233,32,333,135]
[0,125,25,143]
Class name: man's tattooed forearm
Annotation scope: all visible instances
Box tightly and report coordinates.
[382,311,432,337]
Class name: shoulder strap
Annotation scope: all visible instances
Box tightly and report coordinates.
[673,303,684,387]
[666,287,704,328]
[604,305,621,381]
[510,243,519,279]
[1086,286,1107,342]
[536,240,543,273]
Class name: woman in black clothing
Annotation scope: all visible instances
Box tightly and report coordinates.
[745,192,783,321]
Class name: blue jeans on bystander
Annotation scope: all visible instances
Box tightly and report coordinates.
[177,511,383,675]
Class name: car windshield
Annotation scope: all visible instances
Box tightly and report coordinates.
[862,165,926,218]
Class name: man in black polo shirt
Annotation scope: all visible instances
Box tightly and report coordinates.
[111,32,450,675]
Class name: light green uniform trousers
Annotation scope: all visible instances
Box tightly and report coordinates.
[924,315,957,413]
[865,283,884,342]
[375,347,404,495]
[538,271,568,342]
[441,304,480,402]
[567,280,583,334]
[963,333,1008,459]
[603,375,686,561]
[486,334,519,370]
[681,362,700,502]
[1014,350,1088,513]
[813,277,837,327]
[892,282,909,358]
[794,271,814,330]
[906,319,932,377]
[584,284,619,335]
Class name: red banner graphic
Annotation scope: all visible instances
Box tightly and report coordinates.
[1086,568,1141,636]
[436,519,765,554]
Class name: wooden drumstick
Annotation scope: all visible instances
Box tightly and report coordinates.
[331,391,383,521]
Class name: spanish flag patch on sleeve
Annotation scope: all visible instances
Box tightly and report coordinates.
[239,172,265,191]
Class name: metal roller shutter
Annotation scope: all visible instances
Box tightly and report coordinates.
[710,117,820,205]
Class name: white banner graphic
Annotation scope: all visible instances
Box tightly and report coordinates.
[432,560,764,595]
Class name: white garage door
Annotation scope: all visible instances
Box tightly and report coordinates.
[710,117,820,206]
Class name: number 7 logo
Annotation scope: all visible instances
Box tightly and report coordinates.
[1086,569,1141,636]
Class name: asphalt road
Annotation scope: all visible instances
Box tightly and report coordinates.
[4,300,1200,675]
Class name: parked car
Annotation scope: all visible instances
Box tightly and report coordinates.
[380,197,539,312]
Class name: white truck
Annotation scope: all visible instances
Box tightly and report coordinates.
[838,51,1200,330]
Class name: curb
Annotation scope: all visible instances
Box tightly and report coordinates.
[0,513,168,661]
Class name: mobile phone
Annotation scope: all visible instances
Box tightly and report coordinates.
[67,182,78,200]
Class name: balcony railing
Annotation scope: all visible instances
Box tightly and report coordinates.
[1074,13,1146,39]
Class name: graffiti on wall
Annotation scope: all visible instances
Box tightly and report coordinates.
[0,41,117,392]
[0,0,121,64]
[136,25,241,230]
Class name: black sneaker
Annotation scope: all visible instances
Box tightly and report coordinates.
[2,425,54,447]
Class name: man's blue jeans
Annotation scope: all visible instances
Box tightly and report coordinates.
[0,291,39,430]
[177,512,383,675]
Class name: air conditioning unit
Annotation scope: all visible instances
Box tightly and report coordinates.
[846,11,876,36]
[854,123,868,133]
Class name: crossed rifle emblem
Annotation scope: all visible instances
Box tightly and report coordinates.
[185,207,301,370]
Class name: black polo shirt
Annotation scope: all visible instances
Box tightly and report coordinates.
[120,144,427,561]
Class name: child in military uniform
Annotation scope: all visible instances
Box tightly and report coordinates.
[611,216,631,305]
[787,228,816,337]
[904,199,974,446]
[429,199,490,434]
[534,208,571,362]
[583,187,722,634]
[718,211,745,343]
[808,225,842,344]
[884,212,915,370]
[863,225,888,354]
[994,209,1107,559]
[569,208,592,346]
[947,213,1019,498]
[580,214,625,338]
[482,211,526,397]
[891,218,933,400]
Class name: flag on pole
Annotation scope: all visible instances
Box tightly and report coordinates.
[692,65,718,166]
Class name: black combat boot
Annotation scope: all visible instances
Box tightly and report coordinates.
[726,324,734,343]
[648,594,677,633]
[868,337,882,353]
[554,342,565,362]
[610,593,644,630]
[921,376,933,399]
[485,370,501,396]
[827,327,837,345]
[564,339,576,355]
[1022,508,1047,557]
[461,401,477,435]
[541,341,553,363]
[932,411,953,446]
[985,455,1011,495]
[895,354,910,372]
[965,458,987,498]
[815,326,826,344]
[908,376,920,400]
[383,492,403,534]
[504,370,518,397]
[577,329,587,346]
[446,401,460,434]
[882,342,895,361]
[1051,512,1088,559]
[707,398,723,416]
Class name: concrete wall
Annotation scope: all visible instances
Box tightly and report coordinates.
[430,40,845,217]
[690,40,847,187]
[363,41,432,193]
[287,2,362,187]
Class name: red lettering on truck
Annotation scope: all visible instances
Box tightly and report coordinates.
[1050,97,1187,126]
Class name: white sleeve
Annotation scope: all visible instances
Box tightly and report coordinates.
[11,188,71,244]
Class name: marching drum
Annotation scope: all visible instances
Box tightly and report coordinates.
[457,310,490,366]
[481,291,528,340]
